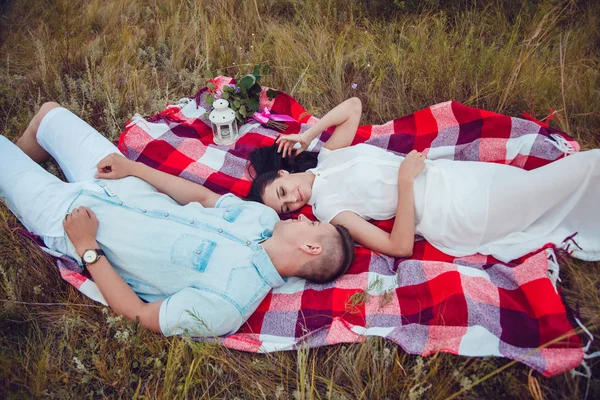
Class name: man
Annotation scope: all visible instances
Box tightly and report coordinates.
[0,102,355,337]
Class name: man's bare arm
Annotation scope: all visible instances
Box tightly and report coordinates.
[129,161,221,207]
[95,154,221,207]
[64,206,162,333]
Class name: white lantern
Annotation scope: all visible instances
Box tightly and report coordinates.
[209,99,239,145]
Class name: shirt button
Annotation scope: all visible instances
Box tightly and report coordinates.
[226,209,230,212]
[317,173,321,176]
[164,213,169,217]
[218,229,223,233]
[246,241,251,245]
[142,209,147,213]
[190,220,194,224]
[196,250,201,255]
[118,201,123,205]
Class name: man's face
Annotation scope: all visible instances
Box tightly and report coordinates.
[272,214,336,246]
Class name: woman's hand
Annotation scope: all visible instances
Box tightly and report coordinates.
[95,153,135,179]
[276,128,313,158]
[398,150,426,182]
[63,206,99,256]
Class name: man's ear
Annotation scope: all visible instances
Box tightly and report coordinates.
[300,243,322,255]
[278,169,289,176]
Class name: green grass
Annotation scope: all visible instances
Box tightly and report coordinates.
[1,0,599,398]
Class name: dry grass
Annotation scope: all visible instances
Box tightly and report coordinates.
[0,0,599,398]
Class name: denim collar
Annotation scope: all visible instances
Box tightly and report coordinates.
[251,246,286,288]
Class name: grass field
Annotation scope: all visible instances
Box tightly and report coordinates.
[1,0,599,398]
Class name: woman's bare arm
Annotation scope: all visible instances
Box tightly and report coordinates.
[277,97,363,157]
[331,178,416,258]
[330,150,426,258]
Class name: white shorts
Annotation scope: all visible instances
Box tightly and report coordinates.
[0,107,121,238]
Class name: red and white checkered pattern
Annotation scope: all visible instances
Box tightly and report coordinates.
[55,78,583,377]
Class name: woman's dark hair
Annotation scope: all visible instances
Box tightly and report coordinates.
[246,143,318,203]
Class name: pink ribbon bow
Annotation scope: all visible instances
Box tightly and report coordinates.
[252,107,297,124]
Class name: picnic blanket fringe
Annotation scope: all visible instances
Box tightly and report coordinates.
[571,317,599,379]
[546,133,576,155]
[543,245,596,380]
[545,248,561,291]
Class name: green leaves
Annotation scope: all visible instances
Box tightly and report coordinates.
[246,98,259,112]
[239,74,256,90]
[205,94,215,107]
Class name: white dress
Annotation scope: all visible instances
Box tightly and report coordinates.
[307,144,600,262]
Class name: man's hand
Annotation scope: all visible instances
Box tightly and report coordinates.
[398,150,426,183]
[95,153,135,180]
[63,206,99,256]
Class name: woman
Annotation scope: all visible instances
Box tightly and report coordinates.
[247,98,600,262]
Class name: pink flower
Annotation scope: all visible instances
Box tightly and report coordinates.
[208,76,233,93]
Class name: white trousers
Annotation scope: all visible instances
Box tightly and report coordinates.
[0,107,121,239]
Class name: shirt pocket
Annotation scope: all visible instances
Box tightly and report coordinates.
[171,234,217,273]
[222,208,243,223]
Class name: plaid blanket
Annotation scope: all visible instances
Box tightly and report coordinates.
[55,77,584,377]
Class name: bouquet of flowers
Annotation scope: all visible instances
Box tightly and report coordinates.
[204,64,284,130]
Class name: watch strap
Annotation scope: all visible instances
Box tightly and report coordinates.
[82,248,105,268]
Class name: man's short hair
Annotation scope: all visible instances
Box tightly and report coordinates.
[296,224,355,284]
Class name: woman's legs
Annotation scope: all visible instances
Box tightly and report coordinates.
[479,150,600,261]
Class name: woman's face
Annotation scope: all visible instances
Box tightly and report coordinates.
[262,170,312,214]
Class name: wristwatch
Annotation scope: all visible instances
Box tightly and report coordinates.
[81,249,105,267]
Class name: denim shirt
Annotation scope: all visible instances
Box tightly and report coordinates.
[60,176,283,337]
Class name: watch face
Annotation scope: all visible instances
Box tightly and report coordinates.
[83,250,97,263]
